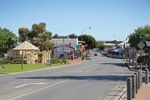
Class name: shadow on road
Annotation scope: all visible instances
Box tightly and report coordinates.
[100,62,126,67]
[17,75,129,81]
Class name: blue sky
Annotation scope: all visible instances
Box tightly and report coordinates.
[0,0,150,41]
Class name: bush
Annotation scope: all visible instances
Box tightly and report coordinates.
[0,57,27,64]
[51,58,68,64]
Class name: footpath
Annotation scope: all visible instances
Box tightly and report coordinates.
[105,62,150,100]
[125,62,150,100]
[69,57,82,65]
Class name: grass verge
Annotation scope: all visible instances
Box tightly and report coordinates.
[0,63,64,74]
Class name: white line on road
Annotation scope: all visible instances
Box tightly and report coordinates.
[50,64,97,75]
[103,64,124,100]
[0,74,5,76]
[82,67,96,74]
[68,70,83,73]
[9,82,15,84]
[15,82,47,88]
[10,79,68,100]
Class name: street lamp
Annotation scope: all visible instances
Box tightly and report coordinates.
[80,27,91,60]
[113,35,120,47]
[81,27,91,43]
[113,35,120,41]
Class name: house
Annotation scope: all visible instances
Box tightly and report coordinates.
[51,38,79,59]
[52,44,75,59]
[51,38,79,50]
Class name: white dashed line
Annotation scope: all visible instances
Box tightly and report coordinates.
[10,80,68,100]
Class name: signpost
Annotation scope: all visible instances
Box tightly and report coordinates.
[137,42,145,69]
[145,41,150,68]
[129,47,137,67]
[138,42,145,50]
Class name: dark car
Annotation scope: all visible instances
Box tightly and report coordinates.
[94,53,97,56]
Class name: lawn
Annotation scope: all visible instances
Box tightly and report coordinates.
[0,63,64,74]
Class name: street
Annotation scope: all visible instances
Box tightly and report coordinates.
[0,53,133,100]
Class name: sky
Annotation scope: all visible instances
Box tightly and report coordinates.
[0,0,150,41]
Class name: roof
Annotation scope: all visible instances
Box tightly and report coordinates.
[13,41,39,51]
[103,43,115,46]
[53,44,75,49]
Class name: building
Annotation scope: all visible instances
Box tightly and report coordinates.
[51,38,79,49]
[51,38,79,58]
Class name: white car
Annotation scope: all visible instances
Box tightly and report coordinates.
[86,55,91,60]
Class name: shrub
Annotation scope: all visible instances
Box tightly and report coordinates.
[0,57,27,64]
[51,58,68,64]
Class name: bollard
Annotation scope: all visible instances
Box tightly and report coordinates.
[134,72,138,93]
[140,63,142,69]
[139,69,143,86]
[138,71,141,89]
[134,63,137,70]
[145,68,149,84]
[127,77,132,100]
[145,63,148,71]
[131,74,136,98]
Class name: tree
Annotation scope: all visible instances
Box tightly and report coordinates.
[18,22,54,51]
[78,34,96,49]
[128,25,150,50]
[52,34,59,38]
[0,28,17,55]
[68,33,78,38]
[96,42,105,50]
[30,22,46,38]
[18,27,30,42]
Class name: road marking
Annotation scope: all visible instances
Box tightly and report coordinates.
[15,82,47,88]
[114,88,127,100]
[103,64,124,100]
[68,70,82,73]
[106,85,125,100]
[9,82,15,84]
[72,64,97,70]
[82,67,96,74]
[51,64,97,75]
[0,74,5,76]
[10,79,68,100]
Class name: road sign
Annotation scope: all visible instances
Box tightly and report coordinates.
[145,41,150,47]
[137,42,145,50]
[129,47,137,54]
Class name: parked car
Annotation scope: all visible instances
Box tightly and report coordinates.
[94,53,97,56]
[86,55,91,60]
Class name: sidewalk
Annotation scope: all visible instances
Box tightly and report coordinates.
[69,57,82,65]
[132,83,150,100]
[125,62,150,100]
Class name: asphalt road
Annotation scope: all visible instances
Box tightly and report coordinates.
[0,52,133,100]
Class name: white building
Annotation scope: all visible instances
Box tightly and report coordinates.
[51,38,79,50]
[51,38,79,58]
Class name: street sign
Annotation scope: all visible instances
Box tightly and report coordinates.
[137,42,145,50]
[129,47,137,59]
[129,47,137,54]
[145,41,150,47]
